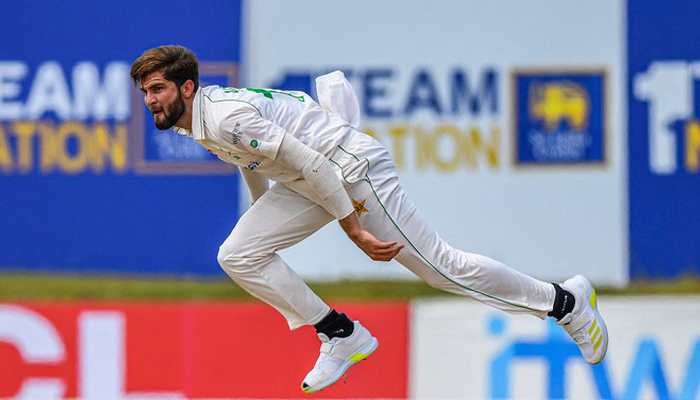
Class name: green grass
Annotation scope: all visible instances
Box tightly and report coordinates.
[607,276,700,296]
[1,272,699,301]
[0,273,444,301]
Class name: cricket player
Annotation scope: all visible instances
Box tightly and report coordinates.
[130,45,608,393]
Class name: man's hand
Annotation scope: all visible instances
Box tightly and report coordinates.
[339,212,404,261]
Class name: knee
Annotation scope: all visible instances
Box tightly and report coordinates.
[217,243,246,272]
[216,245,234,269]
[217,242,270,274]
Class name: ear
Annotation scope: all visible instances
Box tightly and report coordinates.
[180,79,196,99]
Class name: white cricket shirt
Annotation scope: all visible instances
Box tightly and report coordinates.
[175,85,355,184]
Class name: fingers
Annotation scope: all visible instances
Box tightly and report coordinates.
[369,241,404,262]
[353,230,405,261]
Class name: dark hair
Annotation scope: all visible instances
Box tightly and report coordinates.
[130,45,199,91]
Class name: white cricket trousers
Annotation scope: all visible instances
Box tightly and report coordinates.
[218,131,556,329]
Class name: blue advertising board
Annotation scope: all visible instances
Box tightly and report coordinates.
[0,1,243,276]
[628,1,700,278]
[514,71,606,165]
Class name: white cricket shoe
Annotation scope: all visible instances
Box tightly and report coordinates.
[301,320,379,393]
[558,275,609,364]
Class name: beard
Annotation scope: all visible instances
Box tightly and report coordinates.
[152,90,185,130]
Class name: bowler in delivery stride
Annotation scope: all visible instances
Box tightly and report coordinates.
[130,45,608,393]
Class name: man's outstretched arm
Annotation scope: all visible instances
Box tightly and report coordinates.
[338,211,403,261]
[275,133,403,261]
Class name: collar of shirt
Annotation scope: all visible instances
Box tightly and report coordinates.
[173,87,205,140]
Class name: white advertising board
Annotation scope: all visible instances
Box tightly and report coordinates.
[243,1,627,285]
[410,296,700,400]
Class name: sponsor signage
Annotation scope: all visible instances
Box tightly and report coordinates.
[0,1,243,276]
[271,66,501,174]
[628,0,700,278]
[246,1,627,285]
[513,71,606,165]
[0,302,408,399]
[411,297,700,400]
[2,297,697,400]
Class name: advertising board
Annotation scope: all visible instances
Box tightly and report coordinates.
[411,297,700,400]
[244,0,627,285]
[9,0,698,285]
[0,302,408,399]
[628,0,700,278]
[0,1,243,276]
[2,297,697,400]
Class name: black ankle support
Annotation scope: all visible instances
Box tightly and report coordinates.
[548,283,576,320]
[315,310,354,338]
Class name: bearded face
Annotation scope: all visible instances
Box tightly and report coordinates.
[151,87,186,130]
[140,70,187,131]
